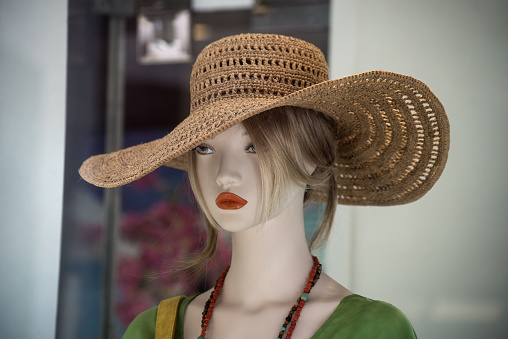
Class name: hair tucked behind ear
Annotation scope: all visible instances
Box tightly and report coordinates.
[242,106,338,251]
[186,106,337,268]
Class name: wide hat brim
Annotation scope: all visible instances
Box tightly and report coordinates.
[79,70,449,206]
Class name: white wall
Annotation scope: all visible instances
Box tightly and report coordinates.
[326,0,508,338]
[0,1,67,338]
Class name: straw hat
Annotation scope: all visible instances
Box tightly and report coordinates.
[79,33,449,206]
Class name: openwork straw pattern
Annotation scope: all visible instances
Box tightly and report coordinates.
[79,33,450,206]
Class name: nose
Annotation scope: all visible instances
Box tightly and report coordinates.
[215,152,242,189]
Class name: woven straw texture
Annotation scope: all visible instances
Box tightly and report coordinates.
[79,33,450,206]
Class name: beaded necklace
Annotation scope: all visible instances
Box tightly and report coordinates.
[198,256,322,339]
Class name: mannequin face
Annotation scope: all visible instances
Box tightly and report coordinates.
[195,123,304,233]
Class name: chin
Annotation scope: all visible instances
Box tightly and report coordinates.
[211,210,260,233]
[214,216,258,233]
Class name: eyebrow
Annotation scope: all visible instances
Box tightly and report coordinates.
[242,130,250,137]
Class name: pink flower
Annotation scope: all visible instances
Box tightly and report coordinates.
[141,245,165,270]
[115,197,232,327]
[116,291,156,325]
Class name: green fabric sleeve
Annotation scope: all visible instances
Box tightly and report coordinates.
[122,305,158,339]
[312,294,417,338]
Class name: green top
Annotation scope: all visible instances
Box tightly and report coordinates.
[123,294,417,339]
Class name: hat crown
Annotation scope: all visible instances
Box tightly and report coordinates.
[190,34,329,113]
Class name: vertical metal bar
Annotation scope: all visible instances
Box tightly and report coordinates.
[101,16,125,339]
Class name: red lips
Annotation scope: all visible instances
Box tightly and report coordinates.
[215,192,247,210]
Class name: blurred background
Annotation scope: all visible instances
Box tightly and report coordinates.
[1,0,507,338]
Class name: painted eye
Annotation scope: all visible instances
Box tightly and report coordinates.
[245,144,256,153]
[195,145,214,155]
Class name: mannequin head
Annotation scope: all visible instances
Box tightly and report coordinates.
[192,122,264,233]
[187,106,338,260]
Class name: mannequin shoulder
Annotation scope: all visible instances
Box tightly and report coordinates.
[305,274,416,338]
[292,272,352,338]
[312,272,353,302]
[303,272,353,317]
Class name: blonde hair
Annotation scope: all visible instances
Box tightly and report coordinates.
[187,106,337,267]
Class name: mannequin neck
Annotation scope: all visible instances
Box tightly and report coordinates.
[220,191,315,308]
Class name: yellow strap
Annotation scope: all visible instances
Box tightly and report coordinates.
[155,296,184,339]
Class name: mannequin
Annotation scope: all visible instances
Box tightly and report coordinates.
[182,109,352,339]
[79,33,449,339]
[121,106,418,338]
